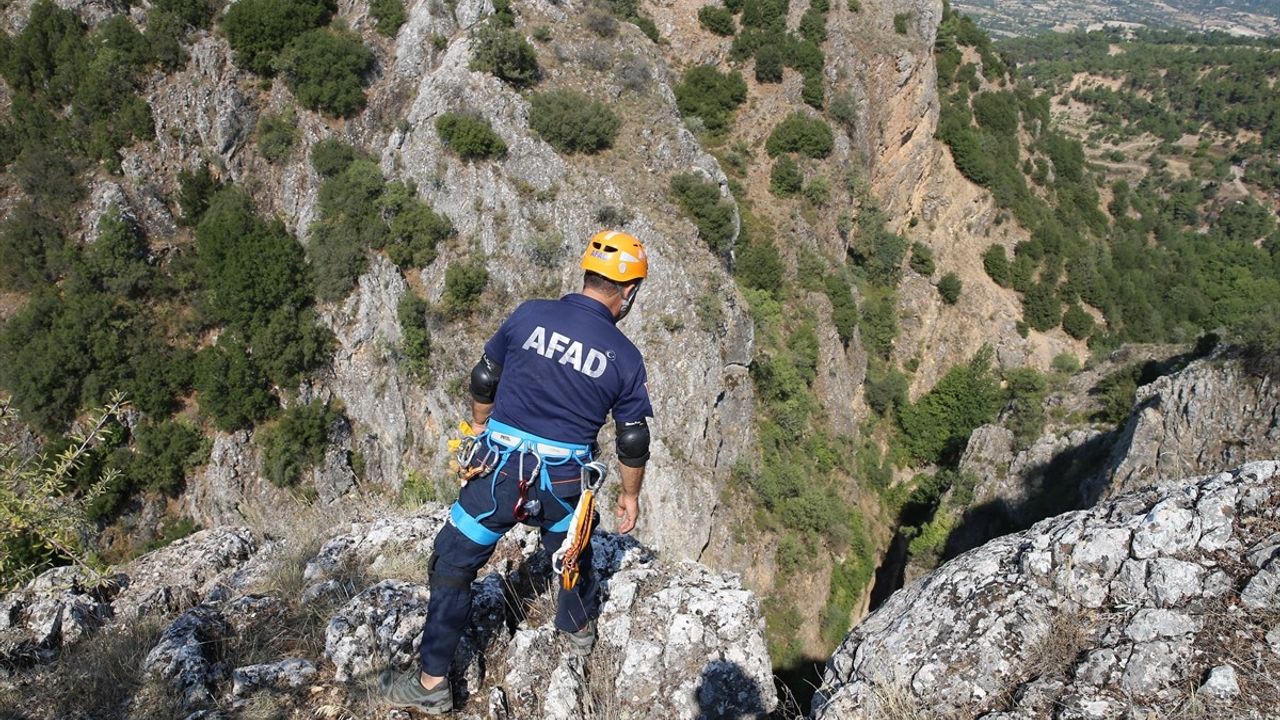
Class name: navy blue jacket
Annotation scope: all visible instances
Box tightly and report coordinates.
[484,294,653,451]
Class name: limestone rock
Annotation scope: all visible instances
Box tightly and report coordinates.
[144,605,232,711]
[324,579,431,683]
[1100,357,1280,499]
[813,461,1280,719]
[231,658,317,697]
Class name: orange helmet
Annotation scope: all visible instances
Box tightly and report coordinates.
[581,230,647,283]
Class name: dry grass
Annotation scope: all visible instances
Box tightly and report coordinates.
[1023,607,1097,683]
[0,616,182,720]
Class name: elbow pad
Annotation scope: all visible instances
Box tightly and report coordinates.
[470,354,502,404]
[616,420,650,468]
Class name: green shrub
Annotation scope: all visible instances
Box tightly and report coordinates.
[1062,303,1095,340]
[196,187,310,331]
[799,8,826,43]
[1051,352,1081,374]
[909,242,935,276]
[847,0,861,11]
[1022,281,1061,332]
[860,293,898,359]
[801,71,824,109]
[983,244,1011,286]
[828,91,859,132]
[736,235,784,292]
[259,400,340,487]
[670,173,736,254]
[370,0,407,36]
[310,138,360,177]
[766,113,833,158]
[86,209,150,299]
[754,43,783,83]
[0,203,67,292]
[824,274,858,346]
[195,338,278,431]
[176,164,223,226]
[938,272,962,305]
[893,12,910,34]
[470,24,539,87]
[528,90,620,154]
[379,181,453,269]
[1003,367,1047,449]
[741,0,788,30]
[769,156,802,196]
[249,306,333,387]
[150,0,220,29]
[277,28,375,117]
[972,91,1019,135]
[675,65,747,135]
[865,361,908,416]
[444,257,489,314]
[898,347,1002,464]
[803,176,830,206]
[851,206,908,288]
[2,1,89,102]
[256,109,298,164]
[130,420,208,495]
[398,294,431,377]
[435,112,507,159]
[1092,364,1140,427]
[222,0,335,76]
[698,5,736,35]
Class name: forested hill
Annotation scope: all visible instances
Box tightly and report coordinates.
[932,9,1280,363]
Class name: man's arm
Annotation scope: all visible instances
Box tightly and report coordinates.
[614,463,644,534]
[614,419,649,534]
[471,398,493,430]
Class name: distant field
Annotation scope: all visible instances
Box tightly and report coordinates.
[952,0,1280,38]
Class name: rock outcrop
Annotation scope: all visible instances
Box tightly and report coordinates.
[953,356,1280,558]
[1,504,777,719]
[1097,357,1280,500]
[813,460,1280,719]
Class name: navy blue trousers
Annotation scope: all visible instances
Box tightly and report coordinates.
[417,462,598,677]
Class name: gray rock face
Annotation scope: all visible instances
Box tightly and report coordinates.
[955,357,1279,557]
[2,504,775,719]
[813,461,1280,719]
[0,527,254,671]
[1100,358,1280,499]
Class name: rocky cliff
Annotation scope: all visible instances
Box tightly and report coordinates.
[813,459,1280,719]
[0,504,777,719]
[950,354,1280,558]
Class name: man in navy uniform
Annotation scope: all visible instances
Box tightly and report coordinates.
[382,231,654,713]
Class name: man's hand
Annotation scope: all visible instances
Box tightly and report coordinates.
[614,491,640,534]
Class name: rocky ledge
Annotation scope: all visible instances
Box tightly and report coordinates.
[1,505,776,719]
[814,460,1280,719]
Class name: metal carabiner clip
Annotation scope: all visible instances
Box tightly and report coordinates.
[580,461,608,494]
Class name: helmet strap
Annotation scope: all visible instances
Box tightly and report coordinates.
[616,279,642,323]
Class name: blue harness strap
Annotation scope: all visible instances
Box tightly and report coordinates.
[449,419,592,545]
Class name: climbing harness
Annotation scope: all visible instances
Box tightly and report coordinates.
[449,418,595,548]
[551,461,607,591]
[447,420,497,486]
